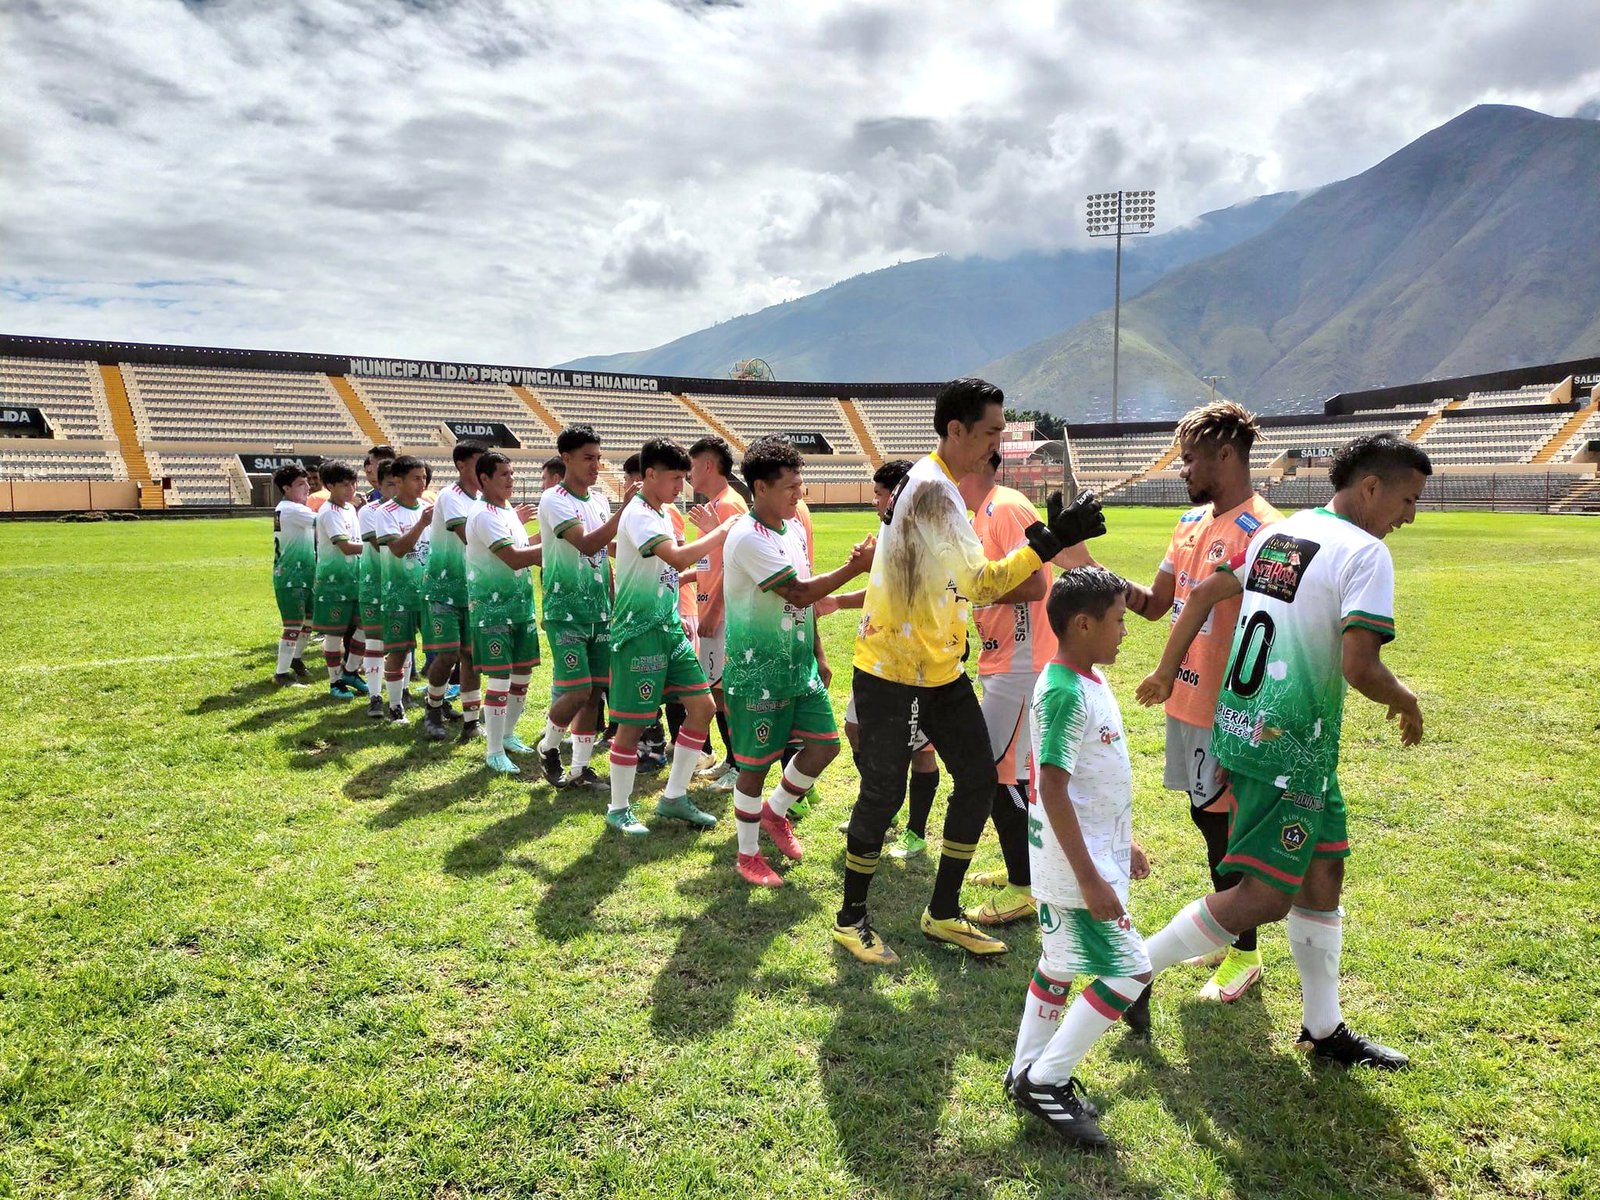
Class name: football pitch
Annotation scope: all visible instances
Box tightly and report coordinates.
[1,508,1595,1199]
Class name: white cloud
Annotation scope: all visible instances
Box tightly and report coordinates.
[1,0,1597,363]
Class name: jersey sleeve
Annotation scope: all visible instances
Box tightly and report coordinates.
[375,507,397,544]
[910,481,1041,605]
[1036,675,1088,775]
[542,488,583,538]
[442,489,470,531]
[626,502,671,557]
[1340,542,1397,643]
[1159,523,1182,575]
[737,527,799,593]
[316,505,350,543]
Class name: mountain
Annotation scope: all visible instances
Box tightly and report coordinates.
[983,105,1600,420]
[559,191,1302,382]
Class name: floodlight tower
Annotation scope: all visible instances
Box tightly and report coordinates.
[1085,190,1156,427]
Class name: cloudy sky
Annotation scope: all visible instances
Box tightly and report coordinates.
[4,0,1598,367]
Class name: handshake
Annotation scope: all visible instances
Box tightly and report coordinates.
[1024,489,1107,562]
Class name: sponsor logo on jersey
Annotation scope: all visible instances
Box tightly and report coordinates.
[1037,902,1062,933]
[1287,790,1325,812]
[1098,724,1122,745]
[1206,538,1227,563]
[1236,512,1263,534]
[1245,533,1322,603]
[1280,820,1309,853]
[630,654,666,673]
[1179,509,1205,524]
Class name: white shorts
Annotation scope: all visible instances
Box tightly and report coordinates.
[696,629,724,685]
[1163,715,1229,810]
[979,670,1037,783]
[844,692,930,752]
[1037,899,1151,979]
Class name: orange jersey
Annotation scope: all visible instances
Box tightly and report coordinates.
[1160,494,1283,727]
[667,505,698,624]
[694,485,748,636]
[972,485,1056,676]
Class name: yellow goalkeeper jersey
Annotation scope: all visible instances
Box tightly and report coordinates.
[853,452,1043,687]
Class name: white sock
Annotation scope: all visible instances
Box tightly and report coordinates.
[506,672,531,740]
[1011,963,1073,1076]
[484,685,509,756]
[324,635,345,682]
[426,682,446,708]
[385,672,404,709]
[365,651,384,698]
[608,747,638,812]
[571,734,596,772]
[460,688,481,726]
[293,627,310,662]
[733,787,763,855]
[767,758,818,817]
[539,718,565,753]
[343,634,364,675]
[1145,896,1237,976]
[277,634,298,674]
[663,727,708,799]
[1288,906,1344,1039]
[1030,976,1147,1085]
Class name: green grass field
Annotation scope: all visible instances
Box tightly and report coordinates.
[1,509,1596,1199]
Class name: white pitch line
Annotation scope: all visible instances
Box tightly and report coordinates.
[2,649,245,675]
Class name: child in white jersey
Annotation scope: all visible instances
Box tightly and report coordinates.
[1007,566,1151,1150]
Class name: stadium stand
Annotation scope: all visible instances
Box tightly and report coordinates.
[1414,408,1572,464]
[122,364,363,444]
[348,377,554,452]
[0,445,125,482]
[147,451,248,506]
[535,388,709,452]
[0,355,115,438]
[849,394,935,457]
[686,393,863,457]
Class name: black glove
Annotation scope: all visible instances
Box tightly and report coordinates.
[1024,520,1064,563]
[1046,488,1106,548]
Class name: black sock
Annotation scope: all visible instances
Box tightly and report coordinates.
[840,836,881,924]
[1191,804,1257,952]
[928,835,978,920]
[666,701,685,743]
[992,781,1032,887]
[906,769,938,839]
[715,709,734,765]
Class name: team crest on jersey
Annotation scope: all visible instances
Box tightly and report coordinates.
[1280,820,1309,853]
[563,651,579,671]
[487,638,504,658]
[1206,538,1228,563]
[754,720,772,745]
[638,680,655,701]
[1037,902,1061,933]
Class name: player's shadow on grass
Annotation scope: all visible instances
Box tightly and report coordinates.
[341,737,452,800]
[531,819,718,944]
[373,767,556,831]
[648,864,820,1041]
[282,707,419,771]
[188,646,287,715]
[441,784,584,879]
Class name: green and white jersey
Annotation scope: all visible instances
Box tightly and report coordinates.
[723,513,821,701]
[538,483,613,628]
[313,501,361,600]
[358,501,385,602]
[377,499,430,610]
[611,496,682,646]
[423,482,482,607]
[1028,663,1134,908]
[273,500,318,590]
[1211,506,1396,795]
[465,503,535,629]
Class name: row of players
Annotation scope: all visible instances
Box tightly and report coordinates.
[269,384,1432,1148]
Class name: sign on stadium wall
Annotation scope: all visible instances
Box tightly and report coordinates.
[444,420,521,449]
[0,407,53,438]
[238,453,324,474]
[347,358,660,392]
[784,431,834,454]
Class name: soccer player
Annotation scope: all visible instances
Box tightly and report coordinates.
[605,437,737,836]
[363,444,396,502]
[533,426,638,788]
[420,440,490,742]
[959,451,1097,929]
[541,456,565,493]
[306,466,330,512]
[376,456,434,723]
[1006,568,1151,1149]
[723,436,874,886]
[310,461,367,698]
[358,460,399,716]
[465,452,543,773]
[1122,401,1283,1003]
[1133,433,1430,1068]
[835,377,1105,965]
[830,459,938,841]
[271,464,316,686]
[688,435,749,790]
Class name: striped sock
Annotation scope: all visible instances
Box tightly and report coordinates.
[277,629,300,674]
[323,635,344,683]
[384,668,404,710]
[1030,975,1147,1085]
[1012,964,1073,1075]
[609,747,638,812]
[365,647,384,698]
[1145,895,1237,976]
[734,788,763,855]
[766,759,817,817]
[840,839,881,923]
[928,837,979,920]
[484,686,509,756]
[460,689,481,726]
[664,727,707,799]
[571,733,596,772]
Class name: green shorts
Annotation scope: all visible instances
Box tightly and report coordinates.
[383,603,424,653]
[1221,772,1350,894]
[471,621,540,676]
[361,598,383,638]
[727,687,838,769]
[547,622,612,695]
[424,601,469,653]
[274,581,311,625]
[312,591,358,633]
[609,628,708,725]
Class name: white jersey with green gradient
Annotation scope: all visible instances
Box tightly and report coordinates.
[723,513,822,701]
[273,500,317,590]
[377,499,430,609]
[424,482,482,607]
[1211,506,1396,795]
[611,496,682,646]
[538,483,613,628]
[313,502,361,599]
[465,503,535,629]
[358,502,385,601]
